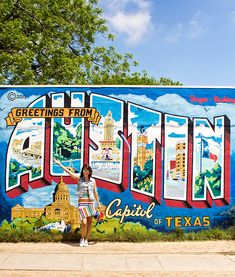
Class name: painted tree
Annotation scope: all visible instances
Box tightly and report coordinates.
[0,0,181,85]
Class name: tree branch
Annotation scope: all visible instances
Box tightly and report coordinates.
[15,2,45,30]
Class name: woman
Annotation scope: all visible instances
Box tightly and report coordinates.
[54,159,101,247]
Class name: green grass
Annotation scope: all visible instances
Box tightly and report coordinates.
[0,217,234,242]
[0,229,62,242]
[88,220,235,242]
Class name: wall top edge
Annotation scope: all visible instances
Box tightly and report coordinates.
[1,85,235,89]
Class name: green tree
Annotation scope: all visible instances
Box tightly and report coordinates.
[1,219,12,231]
[0,0,181,85]
[144,159,153,177]
[115,137,121,149]
[10,160,20,172]
[53,121,82,160]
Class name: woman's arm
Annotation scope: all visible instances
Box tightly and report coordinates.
[93,181,101,208]
[54,159,80,181]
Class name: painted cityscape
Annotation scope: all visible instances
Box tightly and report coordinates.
[129,103,161,196]
[89,95,123,183]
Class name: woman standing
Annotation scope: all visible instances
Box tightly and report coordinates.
[54,159,101,247]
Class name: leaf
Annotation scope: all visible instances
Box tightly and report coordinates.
[0,0,181,85]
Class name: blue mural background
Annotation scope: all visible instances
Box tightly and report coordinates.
[0,86,234,231]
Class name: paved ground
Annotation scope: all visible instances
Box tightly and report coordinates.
[0,241,234,276]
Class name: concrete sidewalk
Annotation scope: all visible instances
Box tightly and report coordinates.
[0,241,234,276]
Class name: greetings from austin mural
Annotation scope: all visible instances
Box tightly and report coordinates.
[0,86,234,231]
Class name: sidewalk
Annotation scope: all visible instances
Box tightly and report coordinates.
[0,241,234,276]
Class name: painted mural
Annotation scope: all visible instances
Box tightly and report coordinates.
[0,86,234,233]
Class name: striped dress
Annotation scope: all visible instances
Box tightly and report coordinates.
[78,179,96,221]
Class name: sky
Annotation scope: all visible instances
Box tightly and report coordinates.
[98,0,235,86]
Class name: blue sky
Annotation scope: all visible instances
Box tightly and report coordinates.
[99,0,235,86]
[91,95,122,121]
[130,104,160,128]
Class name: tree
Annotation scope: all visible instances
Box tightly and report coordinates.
[0,0,181,85]
[1,219,12,231]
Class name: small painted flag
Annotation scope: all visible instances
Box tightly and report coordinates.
[202,138,218,162]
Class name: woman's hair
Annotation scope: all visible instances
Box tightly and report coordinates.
[80,164,92,179]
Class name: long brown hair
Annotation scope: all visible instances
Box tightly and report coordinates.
[80,164,92,179]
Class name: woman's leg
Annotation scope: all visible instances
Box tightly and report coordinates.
[81,218,87,239]
[85,217,93,241]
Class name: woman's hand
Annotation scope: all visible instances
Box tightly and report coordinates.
[53,158,80,181]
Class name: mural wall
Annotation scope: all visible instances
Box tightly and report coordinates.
[0,86,234,233]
